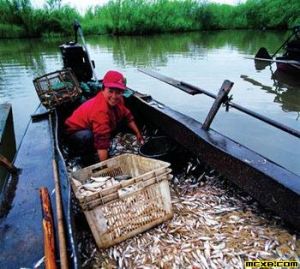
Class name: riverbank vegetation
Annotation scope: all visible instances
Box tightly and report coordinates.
[0,0,299,38]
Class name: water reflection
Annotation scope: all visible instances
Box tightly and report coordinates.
[0,38,60,74]
[272,69,300,90]
[241,69,300,117]
[254,59,270,71]
[86,31,288,68]
[89,33,206,67]
[0,31,291,82]
[272,70,300,117]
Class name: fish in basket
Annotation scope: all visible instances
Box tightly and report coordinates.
[71,153,173,248]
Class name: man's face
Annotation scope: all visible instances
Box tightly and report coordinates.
[102,87,123,106]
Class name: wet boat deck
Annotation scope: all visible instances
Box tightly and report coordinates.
[0,107,55,268]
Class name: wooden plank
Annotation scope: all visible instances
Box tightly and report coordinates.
[245,56,300,65]
[39,187,57,269]
[138,68,203,95]
[202,80,233,130]
[49,113,68,269]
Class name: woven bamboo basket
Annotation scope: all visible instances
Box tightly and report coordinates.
[33,68,81,109]
[71,153,173,248]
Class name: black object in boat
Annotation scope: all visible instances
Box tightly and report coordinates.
[139,136,176,162]
[59,42,93,82]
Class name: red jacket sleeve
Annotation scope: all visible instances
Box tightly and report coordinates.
[91,111,111,150]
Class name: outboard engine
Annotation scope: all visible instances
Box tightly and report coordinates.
[59,21,94,82]
[60,42,93,82]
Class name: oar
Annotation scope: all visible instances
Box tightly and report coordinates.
[138,69,300,139]
[255,28,298,59]
[245,56,300,66]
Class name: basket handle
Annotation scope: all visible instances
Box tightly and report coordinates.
[91,164,108,174]
[118,181,145,199]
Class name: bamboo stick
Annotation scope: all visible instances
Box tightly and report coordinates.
[52,159,69,269]
[39,187,57,269]
[48,112,69,269]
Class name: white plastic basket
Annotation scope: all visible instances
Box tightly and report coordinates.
[71,153,173,248]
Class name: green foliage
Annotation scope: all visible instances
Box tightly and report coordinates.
[46,0,62,10]
[0,0,299,38]
[240,0,300,29]
[0,23,25,38]
[0,0,80,38]
[83,0,205,35]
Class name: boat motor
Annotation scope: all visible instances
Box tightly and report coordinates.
[59,21,95,82]
[59,42,93,82]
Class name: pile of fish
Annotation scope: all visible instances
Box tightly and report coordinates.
[109,132,141,156]
[74,176,120,197]
[68,132,300,268]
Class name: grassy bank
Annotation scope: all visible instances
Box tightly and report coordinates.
[0,0,299,38]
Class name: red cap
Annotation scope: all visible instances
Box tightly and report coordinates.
[103,70,126,90]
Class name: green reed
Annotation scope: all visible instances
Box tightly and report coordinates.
[0,0,80,38]
[0,0,299,38]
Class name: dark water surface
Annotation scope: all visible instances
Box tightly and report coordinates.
[0,30,299,175]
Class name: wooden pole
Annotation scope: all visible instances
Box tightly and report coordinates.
[202,80,234,131]
[52,160,69,269]
[39,187,57,269]
[0,153,18,174]
[49,113,69,269]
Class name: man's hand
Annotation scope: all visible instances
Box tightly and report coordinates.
[136,133,144,145]
[97,149,108,161]
[128,120,144,144]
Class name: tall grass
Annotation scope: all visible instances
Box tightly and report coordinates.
[0,0,80,38]
[83,0,202,35]
[0,0,299,38]
[81,0,300,34]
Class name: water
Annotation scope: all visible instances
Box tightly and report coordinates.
[0,30,299,175]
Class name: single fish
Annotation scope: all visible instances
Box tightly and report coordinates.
[90,176,111,182]
[115,175,132,181]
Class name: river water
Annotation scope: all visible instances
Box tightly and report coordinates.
[0,30,299,175]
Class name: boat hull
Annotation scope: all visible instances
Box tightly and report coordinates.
[0,106,78,269]
[128,92,300,230]
[276,57,300,74]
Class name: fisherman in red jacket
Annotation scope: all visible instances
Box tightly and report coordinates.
[65,70,143,163]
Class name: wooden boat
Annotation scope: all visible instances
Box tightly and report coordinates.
[1,24,300,268]
[276,57,300,73]
[276,30,300,72]
[55,24,300,262]
[254,26,300,73]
